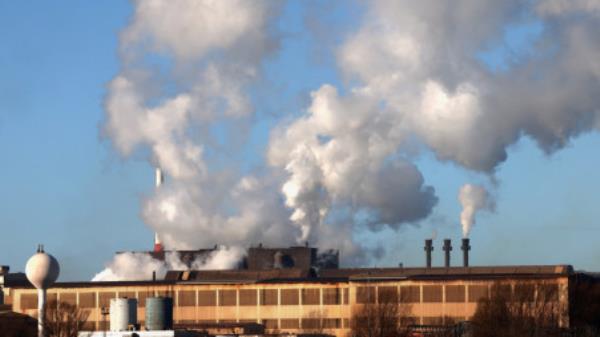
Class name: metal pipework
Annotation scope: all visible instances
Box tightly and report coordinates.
[424,239,434,268]
[443,239,452,267]
[461,238,471,267]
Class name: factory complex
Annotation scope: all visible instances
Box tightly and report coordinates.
[2,240,597,337]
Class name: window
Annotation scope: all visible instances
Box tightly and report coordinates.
[539,283,559,302]
[281,289,299,305]
[302,288,320,305]
[98,292,115,308]
[178,291,196,307]
[239,289,257,306]
[198,290,216,306]
[514,284,535,302]
[302,318,321,329]
[281,319,300,329]
[468,285,488,303]
[262,319,278,329]
[343,288,349,304]
[323,318,341,329]
[445,285,465,303]
[356,287,376,304]
[59,293,76,305]
[323,288,341,305]
[137,291,153,307]
[400,286,420,303]
[20,294,37,309]
[218,290,237,306]
[79,292,96,308]
[260,289,278,306]
[422,285,442,302]
[378,286,398,303]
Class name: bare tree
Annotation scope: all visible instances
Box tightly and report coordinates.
[351,287,410,337]
[569,276,600,337]
[472,281,562,337]
[43,301,89,337]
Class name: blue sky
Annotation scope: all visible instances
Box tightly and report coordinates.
[1,1,600,280]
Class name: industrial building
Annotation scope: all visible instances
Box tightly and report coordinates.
[2,239,595,337]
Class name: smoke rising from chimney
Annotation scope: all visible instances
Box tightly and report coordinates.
[458,184,495,238]
[100,0,600,276]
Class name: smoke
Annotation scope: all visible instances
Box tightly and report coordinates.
[269,0,600,250]
[458,184,495,238]
[102,0,300,256]
[92,246,244,281]
[101,0,600,271]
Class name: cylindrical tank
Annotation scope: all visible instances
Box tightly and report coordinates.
[110,298,137,331]
[145,297,173,331]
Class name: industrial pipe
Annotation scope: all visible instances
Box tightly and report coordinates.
[443,239,452,268]
[424,239,433,268]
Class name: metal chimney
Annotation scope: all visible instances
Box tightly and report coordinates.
[424,239,433,268]
[461,238,471,267]
[443,239,452,267]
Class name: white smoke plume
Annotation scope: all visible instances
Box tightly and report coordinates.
[458,184,495,238]
[102,0,299,260]
[92,246,244,282]
[269,0,600,248]
[101,0,600,274]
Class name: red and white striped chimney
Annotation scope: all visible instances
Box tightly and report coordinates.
[154,168,164,252]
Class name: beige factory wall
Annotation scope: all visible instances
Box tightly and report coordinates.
[8,276,569,336]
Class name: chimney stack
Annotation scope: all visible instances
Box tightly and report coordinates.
[461,238,471,267]
[154,168,164,253]
[424,239,433,268]
[443,239,452,267]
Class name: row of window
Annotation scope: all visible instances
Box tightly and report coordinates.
[19,288,349,310]
[355,284,559,304]
[20,291,158,310]
[19,283,560,310]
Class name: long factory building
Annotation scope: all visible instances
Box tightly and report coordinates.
[0,242,590,336]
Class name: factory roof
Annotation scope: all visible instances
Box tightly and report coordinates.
[320,265,574,280]
[2,265,574,289]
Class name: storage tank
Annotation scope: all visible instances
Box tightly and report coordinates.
[109,298,137,331]
[145,297,173,330]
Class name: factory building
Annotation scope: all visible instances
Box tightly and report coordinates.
[2,241,591,337]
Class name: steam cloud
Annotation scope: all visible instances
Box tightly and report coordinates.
[93,246,244,281]
[101,0,600,279]
[458,184,495,238]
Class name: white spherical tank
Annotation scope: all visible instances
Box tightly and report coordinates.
[25,245,60,337]
[25,245,60,289]
[110,298,137,331]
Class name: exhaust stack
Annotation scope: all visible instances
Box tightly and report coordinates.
[154,168,164,253]
[443,239,452,267]
[461,238,471,267]
[424,239,433,268]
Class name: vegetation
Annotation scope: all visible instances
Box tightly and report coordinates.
[350,287,410,337]
[471,282,562,337]
[43,300,89,337]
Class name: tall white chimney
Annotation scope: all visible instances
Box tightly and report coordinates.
[154,168,164,252]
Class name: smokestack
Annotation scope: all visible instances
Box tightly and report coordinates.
[443,239,452,267]
[461,238,471,267]
[154,168,164,252]
[424,239,433,268]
